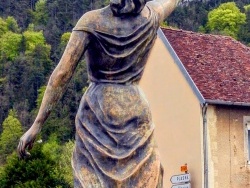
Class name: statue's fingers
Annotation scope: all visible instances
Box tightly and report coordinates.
[20,140,29,158]
[17,141,25,159]
[21,146,27,158]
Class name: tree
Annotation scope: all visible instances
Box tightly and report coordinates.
[42,135,74,186]
[0,137,70,187]
[0,110,23,163]
[60,32,71,46]
[34,84,75,142]
[23,28,51,55]
[36,85,46,107]
[0,17,8,36]
[0,17,21,61]
[5,16,20,33]
[32,0,49,27]
[238,4,250,45]
[0,31,22,60]
[0,77,9,128]
[0,0,31,28]
[58,140,74,187]
[206,2,246,38]
[167,1,209,31]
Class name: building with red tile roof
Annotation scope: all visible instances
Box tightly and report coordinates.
[140,28,250,188]
[162,28,250,105]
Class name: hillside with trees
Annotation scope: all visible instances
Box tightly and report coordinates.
[168,0,250,44]
[0,0,249,186]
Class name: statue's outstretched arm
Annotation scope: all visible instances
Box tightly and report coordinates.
[148,0,180,22]
[18,31,90,158]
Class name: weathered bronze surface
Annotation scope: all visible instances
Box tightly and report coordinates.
[18,0,179,187]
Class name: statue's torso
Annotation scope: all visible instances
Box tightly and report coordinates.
[73,5,160,84]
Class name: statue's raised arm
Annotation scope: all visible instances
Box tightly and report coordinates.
[148,0,180,22]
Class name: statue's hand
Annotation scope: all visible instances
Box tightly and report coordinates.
[17,126,39,159]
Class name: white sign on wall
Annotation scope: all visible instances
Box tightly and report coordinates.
[170,173,191,184]
[171,183,191,188]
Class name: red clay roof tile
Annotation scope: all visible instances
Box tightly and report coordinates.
[161,28,250,103]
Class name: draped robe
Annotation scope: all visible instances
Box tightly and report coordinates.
[72,4,163,188]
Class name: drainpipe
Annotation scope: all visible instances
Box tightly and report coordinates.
[202,103,208,188]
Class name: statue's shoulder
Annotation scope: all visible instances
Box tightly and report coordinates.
[73,6,111,31]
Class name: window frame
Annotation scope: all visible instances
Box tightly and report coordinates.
[243,116,250,164]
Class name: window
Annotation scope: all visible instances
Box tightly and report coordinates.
[244,116,250,164]
[247,124,250,161]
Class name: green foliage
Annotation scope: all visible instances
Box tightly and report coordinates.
[57,140,74,186]
[36,86,46,107]
[160,21,168,28]
[244,4,250,11]
[41,105,73,142]
[30,43,53,75]
[23,29,50,55]
[0,31,22,60]
[0,110,23,163]
[167,1,250,44]
[42,136,75,187]
[6,54,50,113]
[167,2,209,32]
[42,134,61,161]
[27,23,35,31]
[0,77,6,84]
[198,25,206,33]
[0,134,74,187]
[206,2,246,38]
[0,0,30,28]
[60,32,71,46]
[5,16,20,33]
[53,32,71,60]
[32,0,49,27]
[0,140,71,187]
[0,16,53,126]
[30,60,88,143]
[0,17,8,36]
[239,4,250,45]
[82,86,88,94]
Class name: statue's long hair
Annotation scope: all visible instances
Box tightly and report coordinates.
[110,0,146,16]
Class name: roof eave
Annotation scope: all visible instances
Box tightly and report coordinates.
[205,99,250,107]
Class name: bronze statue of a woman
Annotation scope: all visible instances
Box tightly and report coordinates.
[18,0,179,187]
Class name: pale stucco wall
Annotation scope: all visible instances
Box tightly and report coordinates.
[139,36,203,188]
[207,105,250,188]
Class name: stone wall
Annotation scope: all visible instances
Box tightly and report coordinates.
[207,105,250,188]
